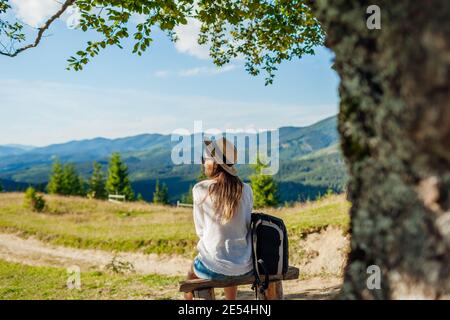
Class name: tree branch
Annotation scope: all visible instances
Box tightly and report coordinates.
[0,0,75,57]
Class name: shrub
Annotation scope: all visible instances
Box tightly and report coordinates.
[24,187,46,213]
[105,256,135,274]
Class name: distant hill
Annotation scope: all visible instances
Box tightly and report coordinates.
[0,144,35,157]
[0,115,347,202]
[5,144,35,150]
[279,116,339,159]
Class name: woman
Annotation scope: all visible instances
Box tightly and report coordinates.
[184,137,254,300]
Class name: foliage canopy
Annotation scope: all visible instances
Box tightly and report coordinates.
[0,0,324,84]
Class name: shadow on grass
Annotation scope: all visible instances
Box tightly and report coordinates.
[284,285,341,300]
[233,284,342,300]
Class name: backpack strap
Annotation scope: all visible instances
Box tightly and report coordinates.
[251,215,271,299]
[251,217,261,299]
[251,259,270,299]
[258,259,270,291]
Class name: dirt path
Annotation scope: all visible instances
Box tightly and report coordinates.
[0,233,191,276]
[0,231,345,300]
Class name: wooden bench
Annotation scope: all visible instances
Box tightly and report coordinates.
[179,266,299,300]
[108,194,126,204]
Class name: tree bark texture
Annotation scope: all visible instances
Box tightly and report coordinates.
[313,0,450,299]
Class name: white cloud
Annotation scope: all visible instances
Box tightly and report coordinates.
[11,0,60,27]
[10,0,82,29]
[179,64,237,77]
[0,79,336,146]
[173,18,210,60]
[153,70,170,78]
[152,65,237,78]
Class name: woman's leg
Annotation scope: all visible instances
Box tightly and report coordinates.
[184,264,199,300]
[224,286,238,300]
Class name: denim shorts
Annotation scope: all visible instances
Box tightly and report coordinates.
[193,257,253,281]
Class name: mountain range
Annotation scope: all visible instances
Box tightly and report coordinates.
[0,115,347,202]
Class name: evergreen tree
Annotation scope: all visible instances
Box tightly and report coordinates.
[88,162,107,199]
[48,159,85,196]
[181,184,194,205]
[61,164,84,196]
[250,159,279,208]
[136,193,144,202]
[0,182,3,193]
[47,159,65,194]
[153,180,169,205]
[105,153,134,201]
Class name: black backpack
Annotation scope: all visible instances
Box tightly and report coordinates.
[250,212,289,297]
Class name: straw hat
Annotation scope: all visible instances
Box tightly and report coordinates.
[203,137,238,176]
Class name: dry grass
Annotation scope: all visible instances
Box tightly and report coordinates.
[0,193,196,255]
[266,195,351,234]
[0,192,350,259]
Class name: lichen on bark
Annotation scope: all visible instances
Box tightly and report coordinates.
[313,0,450,299]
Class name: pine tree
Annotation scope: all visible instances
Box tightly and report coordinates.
[61,164,84,196]
[181,184,194,205]
[47,159,65,194]
[0,182,3,193]
[48,159,85,196]
[136,193,144,202]
[88,162,107,199]
[250,159,279,208]
[105,153,134,201]
[153,180,169,205]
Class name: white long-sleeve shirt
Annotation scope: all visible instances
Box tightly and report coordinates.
[192,179,254,276]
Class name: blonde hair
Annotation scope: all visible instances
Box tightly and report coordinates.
[207,163,243,224]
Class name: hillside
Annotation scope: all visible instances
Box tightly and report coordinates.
[0,145,35,157]
[0,115,347,202]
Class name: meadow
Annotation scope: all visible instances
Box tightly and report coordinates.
[0,192,350,300]
[0,192,349,256]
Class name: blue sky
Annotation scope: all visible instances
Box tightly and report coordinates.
[0,1,339,147]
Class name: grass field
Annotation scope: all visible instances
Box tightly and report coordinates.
[0,259,183,300]
[0,192,350,300]
[0,192,350,258]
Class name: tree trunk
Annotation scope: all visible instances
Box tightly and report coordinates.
[313,0,450,299]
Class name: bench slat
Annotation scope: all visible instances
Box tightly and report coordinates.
[179,266,299,293]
